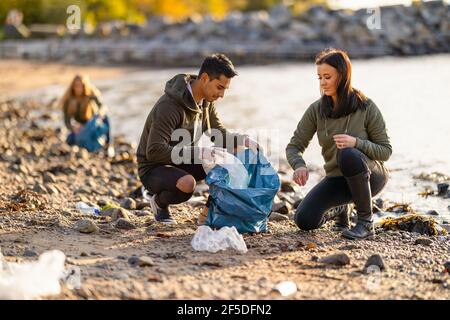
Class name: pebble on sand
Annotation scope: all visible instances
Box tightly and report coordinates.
[269,212,289,222]
[120,197,137,210]
[75,219,99,234]
[138,256,155,267]
[364,254,386,273]
[414,237,433,246]
[111,208,131,221]
[272,201,291,215]
[115,218,136,230]
[319,253,350,266]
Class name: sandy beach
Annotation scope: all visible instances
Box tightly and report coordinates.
[1,0,449,302]
[1,71,449,299]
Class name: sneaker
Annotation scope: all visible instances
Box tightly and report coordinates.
[142,186,152,202]
[148,194,177,225]
[324,204,352,231]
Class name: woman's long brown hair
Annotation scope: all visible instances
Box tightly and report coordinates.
[315,48,368,118]
[59,75,101,120]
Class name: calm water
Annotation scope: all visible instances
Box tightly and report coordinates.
[29,54,450,221]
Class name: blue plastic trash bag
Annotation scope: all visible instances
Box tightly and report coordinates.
[71,115,110,152]
[205,149,280,234]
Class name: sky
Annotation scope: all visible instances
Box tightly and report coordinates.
[329,0,450,10]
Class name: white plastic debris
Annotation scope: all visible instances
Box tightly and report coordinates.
[202,147,249,189]
[272,281,297,297]
[373,211,400,226]
[0,249,66,300]
[191,225,248,253]
[76,201,100,215]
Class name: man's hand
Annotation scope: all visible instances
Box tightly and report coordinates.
[244,135,262,153]
[201,147,227,163]
[98,108,106,119]
[200,147,228,173]
[293,167,309,186]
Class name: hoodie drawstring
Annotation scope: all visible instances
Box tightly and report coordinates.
[192,105,211,145]
[345,113,351,133]
[325,113,352,137]
[205,106,211,135]
[193,113,200,143]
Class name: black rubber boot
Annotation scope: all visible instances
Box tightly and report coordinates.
[342,171,375,240]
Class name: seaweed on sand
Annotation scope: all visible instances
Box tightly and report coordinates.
[379,214,447,236]
[5,189,47,212]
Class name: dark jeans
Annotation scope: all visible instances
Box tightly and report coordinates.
[139,164,207,208]
[295,148,389,231]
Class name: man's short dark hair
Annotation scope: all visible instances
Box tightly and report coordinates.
[198,53,238,80]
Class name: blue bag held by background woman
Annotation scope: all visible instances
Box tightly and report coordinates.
[74,115,110,152]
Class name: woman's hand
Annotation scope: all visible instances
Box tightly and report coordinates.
[73,123,82,134]
[293,167,309,186]
[333,134,356,149]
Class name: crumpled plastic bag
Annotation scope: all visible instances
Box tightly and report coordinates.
[0,249,66,300]
[201,147,250,189]
[191,225,248,253]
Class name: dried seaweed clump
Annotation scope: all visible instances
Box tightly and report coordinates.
[379,214,447,236]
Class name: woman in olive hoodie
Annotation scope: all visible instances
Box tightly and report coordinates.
[286,48,392,240]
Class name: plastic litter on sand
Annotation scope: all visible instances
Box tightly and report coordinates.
[0,249,66,299]
[191,225,248,253]
[272,281,297,297]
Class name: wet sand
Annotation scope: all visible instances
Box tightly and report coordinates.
[0,59,137,98]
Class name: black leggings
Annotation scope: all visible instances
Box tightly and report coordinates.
[295,148,389,231]
[139,164,207,208]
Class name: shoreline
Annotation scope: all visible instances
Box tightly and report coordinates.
[3,52,450,97]
[0,59,139,98]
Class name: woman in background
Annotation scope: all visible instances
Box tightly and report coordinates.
[60,75,113,156]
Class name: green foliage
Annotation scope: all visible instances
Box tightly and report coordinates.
[243,0,281,11]
[0,0,328,25]
[1,0,85,24]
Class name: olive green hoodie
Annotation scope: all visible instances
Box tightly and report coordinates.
[286,98,392,177]
[137,74,243,177]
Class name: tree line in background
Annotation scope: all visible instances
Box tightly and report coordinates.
[1,0,327,26]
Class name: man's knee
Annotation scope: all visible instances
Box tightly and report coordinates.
[176,175,196,194]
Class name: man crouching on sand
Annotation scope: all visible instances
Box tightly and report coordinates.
[137,53,259,225]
